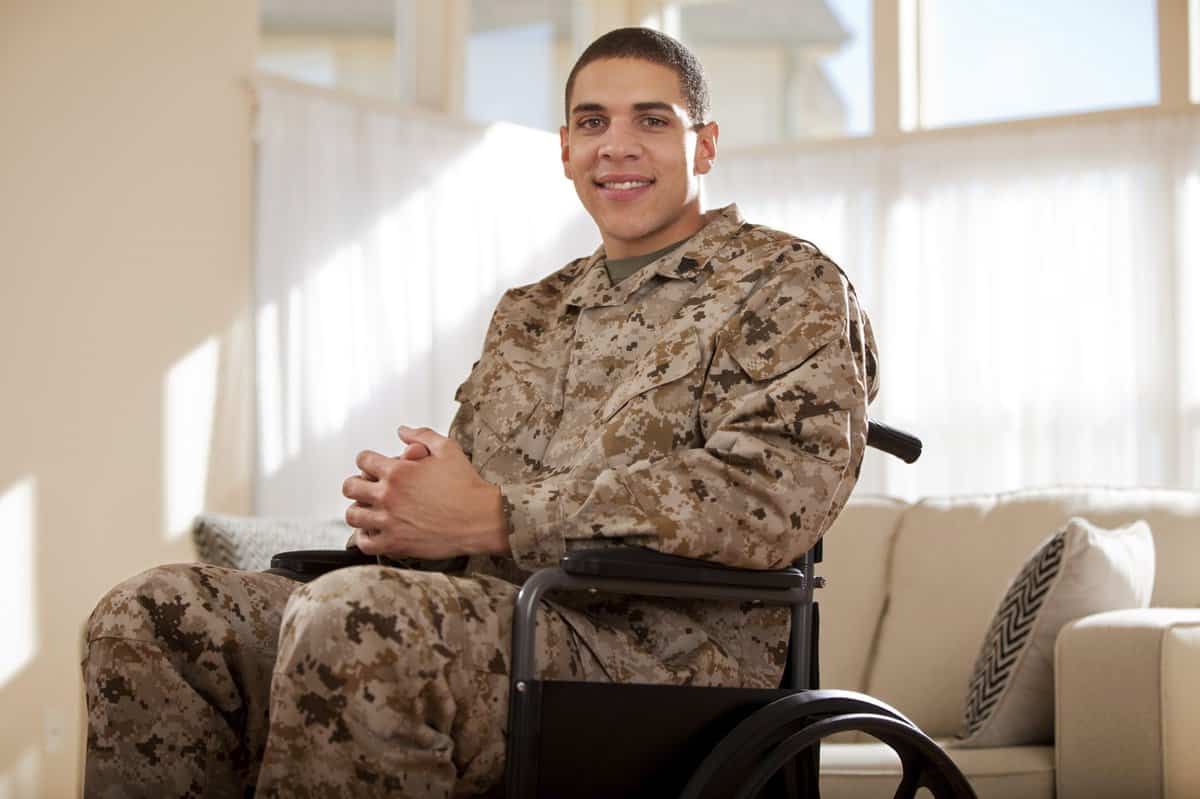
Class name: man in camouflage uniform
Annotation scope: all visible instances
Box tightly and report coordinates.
[83,27,878,798]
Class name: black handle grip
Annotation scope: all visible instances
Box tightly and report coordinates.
[867,421,922,464]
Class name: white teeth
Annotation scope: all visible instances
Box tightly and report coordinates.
[604,180,650,190]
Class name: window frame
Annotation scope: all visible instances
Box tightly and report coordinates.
[869,0,1194,144]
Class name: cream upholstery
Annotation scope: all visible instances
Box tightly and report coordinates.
[1055,609,1200,799]
[819,487,1200,798]
[819,740,1055,799]
[815,495,908,693]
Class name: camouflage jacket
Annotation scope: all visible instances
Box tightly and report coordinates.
[452,204,879,687]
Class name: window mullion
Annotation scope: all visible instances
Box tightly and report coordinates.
[1158,0,1190,108]
[873,0,902,135]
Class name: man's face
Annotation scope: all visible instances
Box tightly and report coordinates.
[561,58,718,259]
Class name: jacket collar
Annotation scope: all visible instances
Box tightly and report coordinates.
[565,204,745,309]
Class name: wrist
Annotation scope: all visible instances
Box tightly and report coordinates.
[475,482,511,556]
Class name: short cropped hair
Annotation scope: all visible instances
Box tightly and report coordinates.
[564,27,711,127]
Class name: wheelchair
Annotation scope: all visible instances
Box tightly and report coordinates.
[269,422,977,798]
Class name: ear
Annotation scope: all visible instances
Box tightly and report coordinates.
[693,121,719,176]
[559,125,573,180]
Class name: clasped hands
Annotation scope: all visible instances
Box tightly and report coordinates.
[342,426,510,560]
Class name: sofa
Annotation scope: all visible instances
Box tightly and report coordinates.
[814,486,1200,799]
[193,485,1200,799]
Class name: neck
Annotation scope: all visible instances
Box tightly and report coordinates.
[602,201,707,259]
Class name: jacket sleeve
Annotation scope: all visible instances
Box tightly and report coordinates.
[500,252,879,571]
[447,362,480,458]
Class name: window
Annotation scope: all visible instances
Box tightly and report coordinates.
[917,0,1159,128]
[678,0,873,148]
[258,1,400,99]
[465,8,565,131]
[255,0,1186,138]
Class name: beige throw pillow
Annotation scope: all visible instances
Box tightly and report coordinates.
[952,517,1155,748]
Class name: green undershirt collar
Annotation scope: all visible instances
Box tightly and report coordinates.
[604,236,693,286]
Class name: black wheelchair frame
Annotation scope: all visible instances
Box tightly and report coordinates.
[269,422,978,798]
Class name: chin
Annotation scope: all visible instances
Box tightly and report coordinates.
[603,224,661,249]
[596,210,664,240]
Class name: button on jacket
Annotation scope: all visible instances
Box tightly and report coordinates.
[451,204,879,687]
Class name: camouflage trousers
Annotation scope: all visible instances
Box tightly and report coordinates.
[82,563,607,798]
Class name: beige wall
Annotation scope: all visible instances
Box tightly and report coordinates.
[0,2,256,794]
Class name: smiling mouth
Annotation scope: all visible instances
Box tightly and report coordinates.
[595,178,654,190]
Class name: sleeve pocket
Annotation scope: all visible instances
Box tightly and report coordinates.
[601,328,703,422]
[726,307,844,383]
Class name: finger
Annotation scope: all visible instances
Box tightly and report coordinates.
[342,474,383,504]
[355,449,392,479]
[397,425,446,456]
[400,442,431,460]
[354,527,383,556]
[345,502,388,531]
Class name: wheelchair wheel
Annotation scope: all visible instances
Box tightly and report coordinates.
[679,690,977,799]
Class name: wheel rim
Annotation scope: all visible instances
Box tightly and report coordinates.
[679,690,976,799]
[730,712,975,799]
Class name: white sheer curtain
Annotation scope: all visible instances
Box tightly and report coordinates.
[710,111,1200,499]
[255,75,1200,514]
[254,77,594,517]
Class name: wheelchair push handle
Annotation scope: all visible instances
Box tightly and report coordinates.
[867,420,922,464]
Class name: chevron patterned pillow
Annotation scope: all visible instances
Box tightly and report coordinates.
[192,514,354,572]
[951,517,1155,748]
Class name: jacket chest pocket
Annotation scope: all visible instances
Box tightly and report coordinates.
[468,358,555,469]
[599,328,704,464]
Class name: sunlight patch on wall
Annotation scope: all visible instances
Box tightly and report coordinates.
[0,744,40,799]
[0,477,36,689]
[163,337,219,538]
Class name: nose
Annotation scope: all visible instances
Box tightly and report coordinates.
[597,122,642,160]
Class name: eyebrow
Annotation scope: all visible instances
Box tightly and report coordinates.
[570,101,678,116]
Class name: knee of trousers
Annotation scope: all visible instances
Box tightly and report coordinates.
[86,563,227,653]
[275,566,466,682]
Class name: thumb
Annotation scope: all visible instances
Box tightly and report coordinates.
[397,425,443,456]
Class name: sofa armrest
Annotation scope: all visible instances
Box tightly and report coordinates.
[1055,608,1200,799]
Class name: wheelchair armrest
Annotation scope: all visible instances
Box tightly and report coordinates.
[512,548,819,688]
[266,547,377,580]
[560,547,805,590]
[266,547,468,582]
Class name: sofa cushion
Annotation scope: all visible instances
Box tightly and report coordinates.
[865,487,1200,738]
[818,495,908,692]
[820,739,1054,799]
[954,517,1154,747]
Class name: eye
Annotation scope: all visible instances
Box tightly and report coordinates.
[577,117,606,131]
[641,116,669,128]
